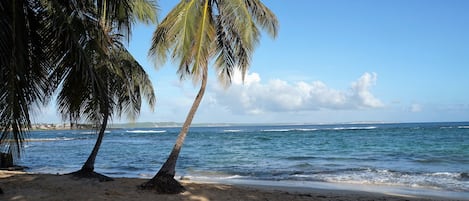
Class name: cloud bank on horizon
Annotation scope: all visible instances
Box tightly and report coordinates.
[209,71,383,115]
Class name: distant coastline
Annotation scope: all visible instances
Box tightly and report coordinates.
[31,123,95,131]
[30,121,469,130]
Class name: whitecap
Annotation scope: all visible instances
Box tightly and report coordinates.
[126,130,166,134]
[329,126,377,130]
[440,126,453,129]
[261,129,292,132]
[427,172,460,178]
[223,129,242,133]
[137,173,153,179]
[225,175,245,179]
[26,137,75,142]
[80,131,111,134]
[295,128,318,131]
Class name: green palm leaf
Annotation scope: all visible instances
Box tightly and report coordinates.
[1,0,157,166]
[0,0,51,157]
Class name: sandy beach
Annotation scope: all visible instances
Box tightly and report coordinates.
[0,171,467,201]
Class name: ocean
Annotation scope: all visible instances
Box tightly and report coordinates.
[18,122,469,197]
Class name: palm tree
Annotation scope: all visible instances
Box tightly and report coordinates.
[47,0,157,181]
[0,0,52,160]
[55,44,156,181]
[1,0,157,176]
[141,0,278,193]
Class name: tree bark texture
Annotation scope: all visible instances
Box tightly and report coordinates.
[141,68,208,194]
[69,114,113,182]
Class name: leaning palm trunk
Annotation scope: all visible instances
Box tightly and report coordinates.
[141,69,207,193]
[70,113,113,182]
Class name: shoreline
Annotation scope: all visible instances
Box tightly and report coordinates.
[1,171,468,201]
[189,177,469,200]
[183,176,469,201]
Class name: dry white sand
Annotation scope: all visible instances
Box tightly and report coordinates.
[0,171,466,201]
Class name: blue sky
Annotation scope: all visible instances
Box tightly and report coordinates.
[40,0,469,124]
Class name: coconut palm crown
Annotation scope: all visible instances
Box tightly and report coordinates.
[0,0,157,173]
[47,0,157,180]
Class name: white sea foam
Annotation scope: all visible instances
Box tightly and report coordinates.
[439,126,453,129]
[457,126,469,129]
[308,169,469,192]
[223,129,242,133]
[427,172,460,178]
[295,128,318,131]
[261,129,292,132]
[225,175,245,179]
[262,127,377,132]
[329,126,377,130]
[126,130,166,134]
[188,174,247,181]
[27,137,75,142]
[137,173,153,179]
[80,131,111,134]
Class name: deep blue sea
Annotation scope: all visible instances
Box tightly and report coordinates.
[18,122,469,195]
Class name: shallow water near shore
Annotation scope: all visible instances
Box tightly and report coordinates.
[189,177,469,200]
[18,122,469,197]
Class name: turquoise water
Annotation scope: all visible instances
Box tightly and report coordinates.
[19,122,469,194]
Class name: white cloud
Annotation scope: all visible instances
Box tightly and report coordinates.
[209,71,384,115]
[232,71,261,86]
[350,72,384,108]
[409,103,423,112]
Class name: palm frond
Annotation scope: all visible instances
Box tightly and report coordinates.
[150,0,216,83]
[111,48,156,121]
[0,0,51,157]
[190,0,216,83]
[213,0,278,84]
[131,0,158,24]
[1,0,158,158]
[149,0,197,77]
[245,0,279,38]
[97,0,157,41]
